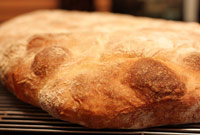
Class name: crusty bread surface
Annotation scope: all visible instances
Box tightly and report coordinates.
[1,10,200,129]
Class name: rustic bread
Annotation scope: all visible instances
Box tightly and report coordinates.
[1,10,200,129]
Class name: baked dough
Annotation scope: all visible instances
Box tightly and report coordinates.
[1,10,200,129]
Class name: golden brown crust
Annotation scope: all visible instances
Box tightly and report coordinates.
[11,60,39,106]
[32,46,70,77]
[183,52,200,71]
[1,10,200,129]
[128,58,186,103]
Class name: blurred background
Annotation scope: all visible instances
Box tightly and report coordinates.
[0,0,199,23]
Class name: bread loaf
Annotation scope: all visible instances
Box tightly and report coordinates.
[1,10,200,129]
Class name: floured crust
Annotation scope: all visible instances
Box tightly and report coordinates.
[1,10,200,129]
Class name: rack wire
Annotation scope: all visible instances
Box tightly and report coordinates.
[0,84,200,134]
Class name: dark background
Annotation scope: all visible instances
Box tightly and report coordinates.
[60,0,184,21]
[0,0,199,23]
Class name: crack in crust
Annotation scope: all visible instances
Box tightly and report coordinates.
[129,58,186,102]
